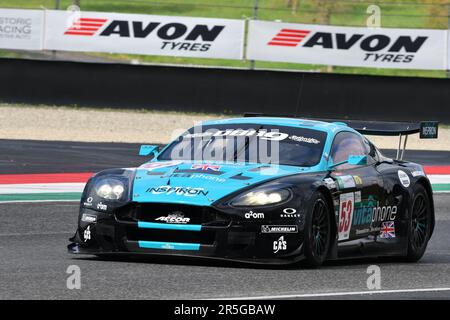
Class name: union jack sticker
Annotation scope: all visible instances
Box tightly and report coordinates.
[380,221,396,239]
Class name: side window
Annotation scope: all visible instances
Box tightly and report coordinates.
[330,132,367,169]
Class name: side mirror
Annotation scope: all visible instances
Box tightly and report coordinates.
[347,155,367,166]
[328,155,367,170]
[139,145,159,157]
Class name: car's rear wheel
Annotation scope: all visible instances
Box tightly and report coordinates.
[302,192,331,268]
[405,184,432,262]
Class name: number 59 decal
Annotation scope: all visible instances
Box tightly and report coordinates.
[338,193,354,240]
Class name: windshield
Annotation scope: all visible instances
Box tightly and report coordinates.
[158,124,327,167]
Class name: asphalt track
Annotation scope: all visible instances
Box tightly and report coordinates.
[0,195,449,300]
[1,139,450,299]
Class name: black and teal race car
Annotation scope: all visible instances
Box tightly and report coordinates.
[68,116,438,267]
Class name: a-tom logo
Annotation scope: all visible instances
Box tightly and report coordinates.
[244,211,264,219]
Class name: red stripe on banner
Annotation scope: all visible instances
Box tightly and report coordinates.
[68,27,99,32]
[0,173,93,184]
[424,166,450,175]
[73,22,104,27]
[64,31,96,36]
[280,29,310,34]
[272,37,301,42]
[79,18,107,23]
[268,42,298,46]
[276,33,305,38]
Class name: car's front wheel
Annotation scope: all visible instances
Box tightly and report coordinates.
[405,184,432,262]
[302,192,331,267]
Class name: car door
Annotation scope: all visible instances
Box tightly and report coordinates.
[327,131,385,255]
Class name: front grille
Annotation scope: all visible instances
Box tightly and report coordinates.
[115,203,231,246]
[126,227,216,245]
[116,203,231,226]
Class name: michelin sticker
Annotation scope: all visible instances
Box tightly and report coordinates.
[398,170,411,187]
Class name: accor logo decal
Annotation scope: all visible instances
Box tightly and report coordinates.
[64,18,226,52]
[268,29,429,64]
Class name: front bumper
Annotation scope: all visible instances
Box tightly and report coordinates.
[68,203,306,265]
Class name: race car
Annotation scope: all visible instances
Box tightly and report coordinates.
[68,115,438,267]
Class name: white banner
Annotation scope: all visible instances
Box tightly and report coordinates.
[44,10,244,59]
[247,20,447,70]
[0,9,43,50]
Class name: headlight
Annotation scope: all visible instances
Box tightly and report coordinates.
[95,179,125,200]
[231,187,291,207]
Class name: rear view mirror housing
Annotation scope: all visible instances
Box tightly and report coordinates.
[328,155,367,170]
[139,145,159,157]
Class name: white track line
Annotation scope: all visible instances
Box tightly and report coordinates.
[221,287,450,300]
[0,200,79,204]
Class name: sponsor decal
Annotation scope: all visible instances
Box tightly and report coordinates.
[170,172,226,183]
[147,185,209,196]
[83,196,93,207]
[140,160,183,170]
[96,202,107,211]
[81,214,97,223]
[280,207,300,218]
[191,164,221,171]
[64,18,107,36]
[244,210,264,219]
[324,178,336,190]
[353,176,363,186]
[420,121,439,139]
[83,225,91,242]
[46,11,244,60]
[398,170,411,187]
[380,221,396,238]
[248,20,446,70]
[351,194,397,235]
[288,135,320,144]
[184,129,289,141]
[338,193,354,240]
[0,9,44,50]
[337,175,356,189]
[261,225,298,233]
[155,212,190,224]
[268,28,311,47]
[412,170,425,177]
[273,236,287,253]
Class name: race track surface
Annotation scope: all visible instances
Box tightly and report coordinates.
[1,195,449,300]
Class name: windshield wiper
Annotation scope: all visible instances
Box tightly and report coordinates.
[233,125,263,162]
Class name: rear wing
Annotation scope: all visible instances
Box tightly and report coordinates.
[243,113,439,160]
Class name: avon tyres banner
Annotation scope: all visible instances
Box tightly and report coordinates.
[247,20,447,70]
[0,9,43,50]
[44,10,244,59]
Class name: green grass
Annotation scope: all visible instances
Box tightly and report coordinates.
[1,0,449,78]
